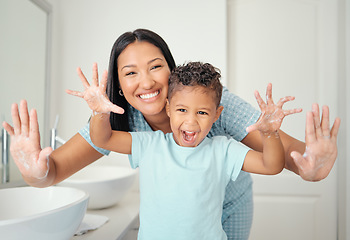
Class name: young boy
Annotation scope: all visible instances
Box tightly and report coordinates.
[68,61,300,240]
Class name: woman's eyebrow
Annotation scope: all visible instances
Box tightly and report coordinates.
[148,57,164,64]
[121,64,136,71]
[120,58,164,71]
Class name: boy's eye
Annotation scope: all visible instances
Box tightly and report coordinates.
[177,109,186,112]
[197,111,208,115]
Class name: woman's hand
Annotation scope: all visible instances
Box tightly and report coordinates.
[246,83,302,134]
[66,63,124,115]
[290,104,341,181]
[2,100,52,180]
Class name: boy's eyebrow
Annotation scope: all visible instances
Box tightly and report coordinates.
[175,103,211,111]
[120,57,164,71]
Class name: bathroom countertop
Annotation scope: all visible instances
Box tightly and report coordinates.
[72,190,140,240]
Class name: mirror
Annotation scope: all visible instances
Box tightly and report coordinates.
[0,0,51,183]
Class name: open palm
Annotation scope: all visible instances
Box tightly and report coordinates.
[246,83,302,134]
[2,101,52,179]
[66,63,124,115]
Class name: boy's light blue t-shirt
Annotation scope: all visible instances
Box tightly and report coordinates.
[129,130,250,240]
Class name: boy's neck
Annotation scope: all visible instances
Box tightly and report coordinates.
[143,108,172,134]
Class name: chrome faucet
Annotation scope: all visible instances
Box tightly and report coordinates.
[50,115,66,150]
[1,127,9,183]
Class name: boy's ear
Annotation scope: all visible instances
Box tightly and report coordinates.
[214,106,224,122]
[166,99,170,117]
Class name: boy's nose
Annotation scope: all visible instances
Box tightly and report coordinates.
[184,115,198,126]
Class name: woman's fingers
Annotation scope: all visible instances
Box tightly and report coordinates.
[29,108,41,148]
[19,100,30,137]
[290,151,307,171]
[312,104,323,138]
[11,103,21,135]
[330,117,341,140]
[305,111,316,144]
[320,105,331,138]
[2,121,14,136]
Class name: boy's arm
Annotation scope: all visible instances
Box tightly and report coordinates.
[66,63,131,154]
[242,132,284,174]
[242,83,302,175]
[90,113,132,154]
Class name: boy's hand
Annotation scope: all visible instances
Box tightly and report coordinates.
[66,63,124,115]
[246,83,302,134]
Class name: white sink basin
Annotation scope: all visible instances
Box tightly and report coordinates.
[0,186,89,240]
[59,165,137,209]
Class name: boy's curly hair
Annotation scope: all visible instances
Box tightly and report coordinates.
[168,61,223,107]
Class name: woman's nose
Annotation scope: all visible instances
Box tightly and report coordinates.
[139,73,155,89]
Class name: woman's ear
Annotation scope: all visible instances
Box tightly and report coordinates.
[214,106,224,122]
[166,99,170,117]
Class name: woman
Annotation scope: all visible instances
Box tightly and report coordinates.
[3,29,340,240]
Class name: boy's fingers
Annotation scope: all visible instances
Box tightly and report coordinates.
[265,83,274,105]
[254,90,266,109]
[91,63,99,86]
[65,89,84,98]
[76,67,90,89]
[283,108,302,116]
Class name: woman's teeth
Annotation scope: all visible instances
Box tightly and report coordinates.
[139,91,159,99]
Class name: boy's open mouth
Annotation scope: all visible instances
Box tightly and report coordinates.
[182,130,197,144]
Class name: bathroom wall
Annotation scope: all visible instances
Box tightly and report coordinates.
[47,0,226,146]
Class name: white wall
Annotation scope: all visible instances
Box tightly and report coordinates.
[47,0,227,143]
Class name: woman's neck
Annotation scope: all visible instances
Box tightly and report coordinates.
[143,108,172,134]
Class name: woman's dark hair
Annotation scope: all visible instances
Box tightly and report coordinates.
[107,29,176,131]
[168,62,222,107]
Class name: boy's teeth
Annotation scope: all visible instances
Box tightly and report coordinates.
[139,91,159,99]
[183,131,196,142]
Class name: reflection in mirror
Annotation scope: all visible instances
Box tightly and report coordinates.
[0,0,51,184]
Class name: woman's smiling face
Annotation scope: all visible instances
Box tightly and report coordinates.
[117,41,170,117]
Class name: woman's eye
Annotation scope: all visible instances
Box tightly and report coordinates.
[125,71,136,76]
[151,65,161,70]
